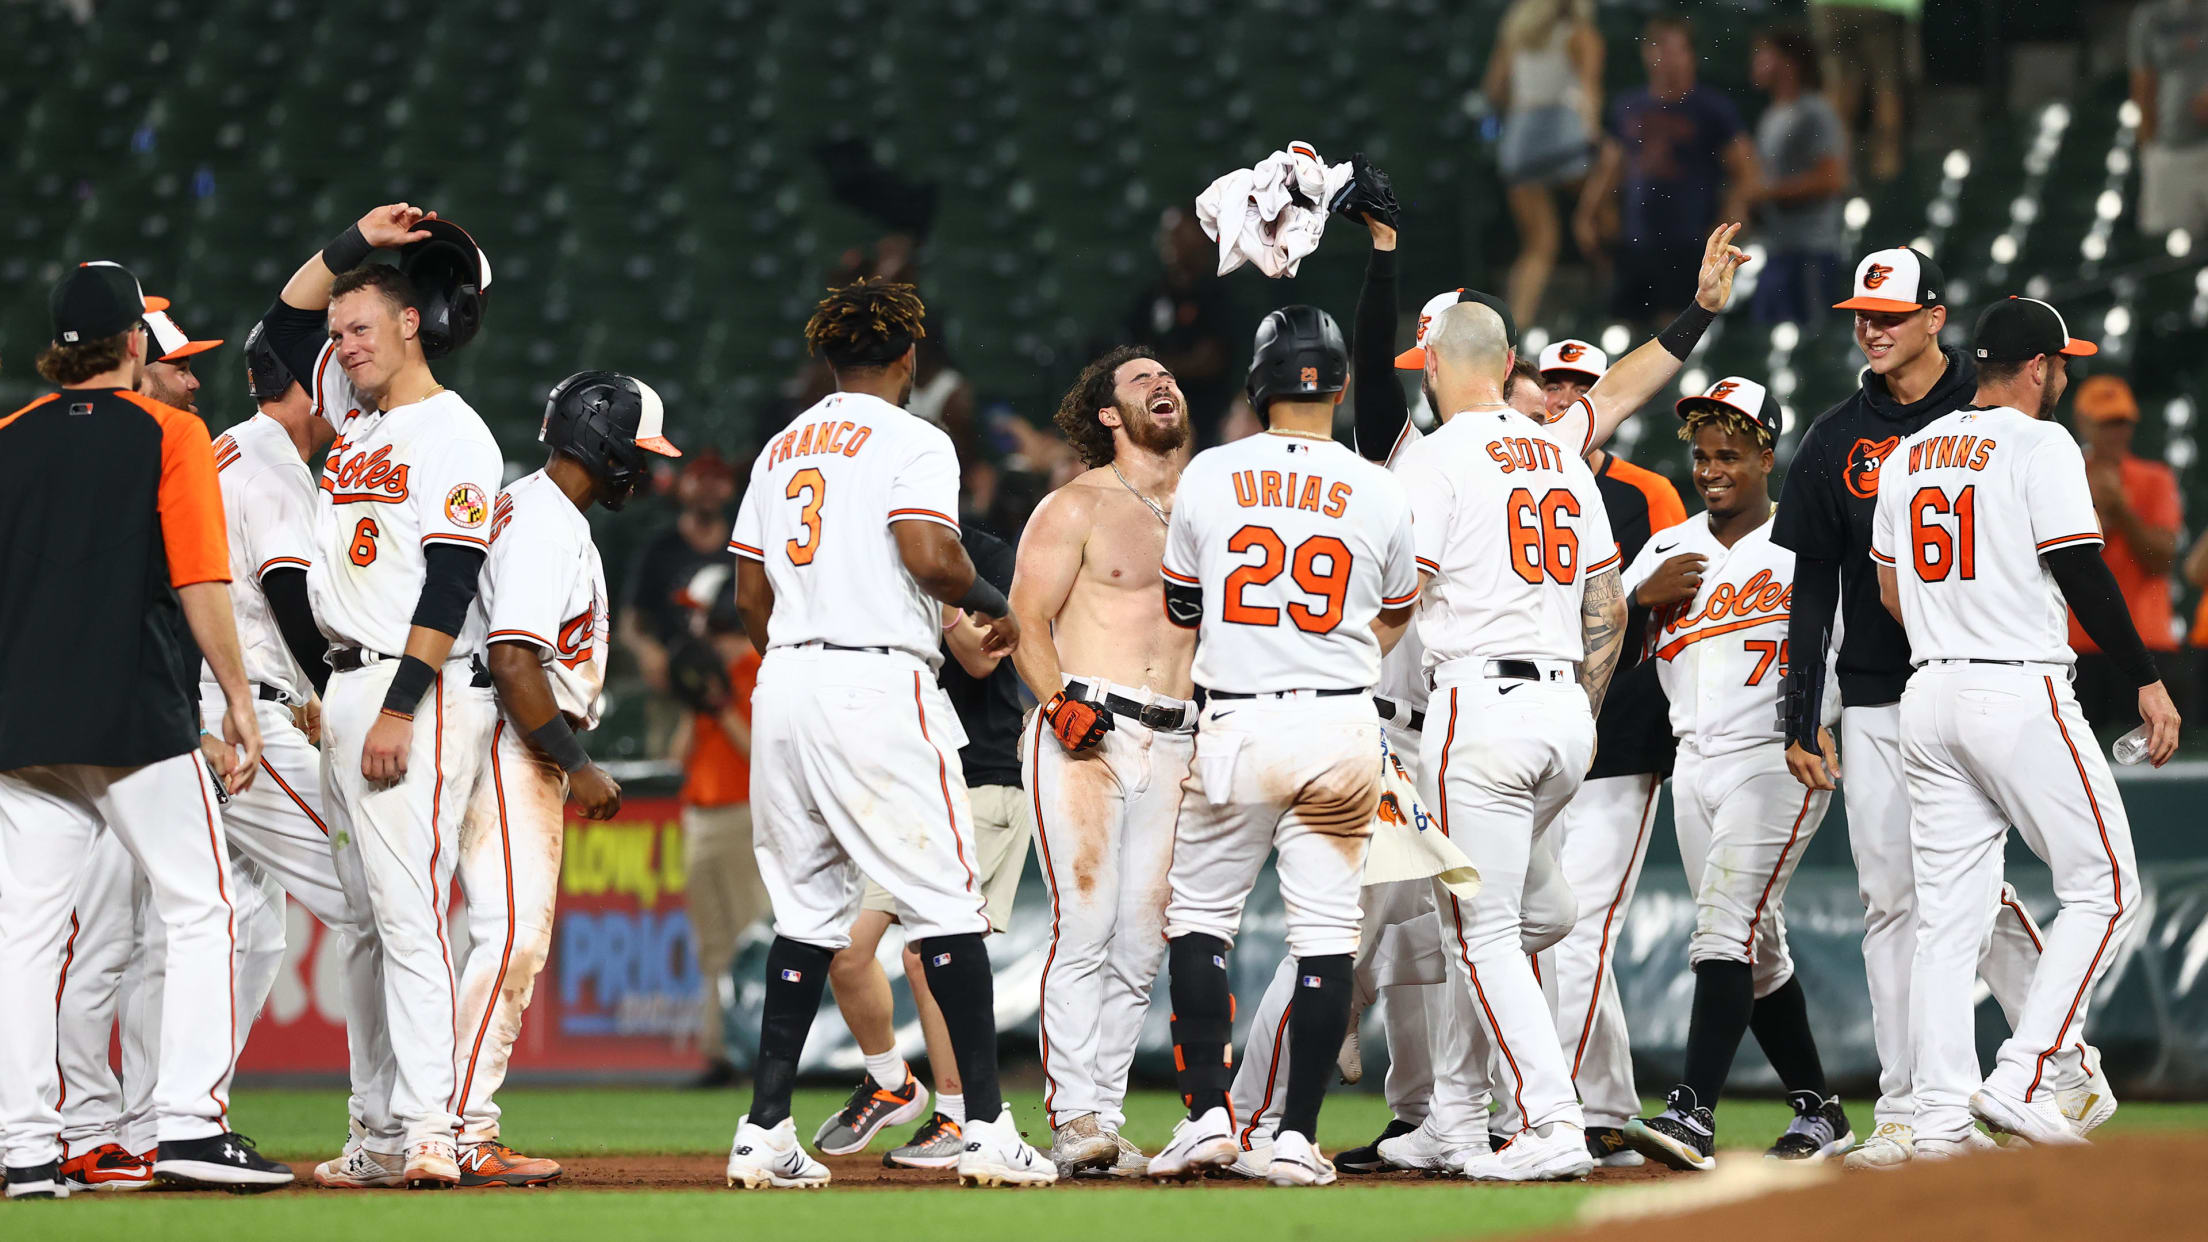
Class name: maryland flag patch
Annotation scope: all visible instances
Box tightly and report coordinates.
[445,483,489,528]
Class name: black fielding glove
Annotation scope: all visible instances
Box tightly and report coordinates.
[1330,152,1399,227]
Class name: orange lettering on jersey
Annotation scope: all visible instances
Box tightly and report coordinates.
[1260,470,1283,506]
[556,608,596,670]
[1650,566,1795,659]
[328,443,412,504]
[1283,472,1299,506]
[826,421,851,454]
[1323,481,1351,518]
[842,426,872,457]
[1233,470,1260,507]
[1968,438,1996,471]
[1487,437,1562,474]
[795,423,817,456]
[1297,476,1323,512]
[489,493,515,543]
[1489,441,1517,472]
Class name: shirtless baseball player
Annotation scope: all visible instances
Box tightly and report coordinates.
[1777,249,2113,1166]
[1010,344,1196,1175]
[1622,377,1854,1170]
[724,278,1050,1189]
[1871,297,2174,1151]
[1145,305,1418,1187]
[450,371,674,1186]
[261,203,503,1189]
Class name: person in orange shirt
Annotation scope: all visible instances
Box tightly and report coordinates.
[2070,375,2182,730]
[678,599,769,1087]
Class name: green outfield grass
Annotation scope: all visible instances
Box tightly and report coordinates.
[12,1088,2208,1242]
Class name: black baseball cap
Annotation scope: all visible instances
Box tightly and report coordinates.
[1973,296,2098,362]
[50,261,165,345]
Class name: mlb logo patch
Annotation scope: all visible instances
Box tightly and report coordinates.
[1301,975,1322,988]
[1212,955,1226,970]
[932,953,953,967]
[779,969,803,982]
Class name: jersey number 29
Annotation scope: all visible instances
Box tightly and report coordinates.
[1222,525,1350,634]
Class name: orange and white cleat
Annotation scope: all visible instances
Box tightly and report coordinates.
[458,1141,563,1188]
[59,1144,153,1192]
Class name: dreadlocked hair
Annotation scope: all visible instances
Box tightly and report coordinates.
[1054,344,1155,468]
[1679,403,1771,447]
[803,277,927,370]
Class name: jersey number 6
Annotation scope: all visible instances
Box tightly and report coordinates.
[1222,525,1351,633]
[1506,488,1581,584]
[348,517,379,567]
[785,467,826,565]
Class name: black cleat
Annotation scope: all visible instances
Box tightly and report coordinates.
[1624,1087,1717,1172]
[153,1132,294,1193]
[1333,1118,1417,1174]
[1766,1090,1854,1162]
[5,1161,69,1200]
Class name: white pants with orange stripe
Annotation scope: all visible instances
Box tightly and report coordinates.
[1842,699,2076,1129]
[1539,772,1664,1131]
[1671,744,1826,995]
[749,648,989,948]
[323,658,497,1149]
[1420,671,1592,1136]
[453,717,566,1146]
[0,752,239,1165]
[1023,680,1193,1133]
[1899,664,2141,1144]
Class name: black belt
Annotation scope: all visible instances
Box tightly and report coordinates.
[254,683,287,703]
[1209,687,1364,700]
[1374,696,1427,733]
[1490,659,1543,681]
[811,641,895,654]
[1065,679,1196,732]
[329,647,493,688]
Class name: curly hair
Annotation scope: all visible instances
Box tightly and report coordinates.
[1679,403,1771,447]
[1054,344,1154,468]
[36,328,136,385]
[804,277,927,370]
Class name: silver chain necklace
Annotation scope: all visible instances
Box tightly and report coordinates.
[1111,463,1170,527]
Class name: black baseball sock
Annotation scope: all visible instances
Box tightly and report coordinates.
[1749,975,1829,1097]
[747,936,834,1129]
[916,933,1004,1123]
[1277,953,1354,1142]
[1680,959,1756,1110]
[1168,934,1235,1120]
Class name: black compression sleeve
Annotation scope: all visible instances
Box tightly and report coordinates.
[1351,245,1408,463]
[410,543,488,637]
[1163,580,1202,629]
[953,574,1008,618]
[260,567,331,695]
[1782,555,1839,746]
[260,300,329,399]
[2047,545,2161,688]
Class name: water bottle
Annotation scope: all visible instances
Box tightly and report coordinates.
[2112,724,2151,766]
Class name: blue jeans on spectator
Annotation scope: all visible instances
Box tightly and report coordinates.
[1752,250,1844,325]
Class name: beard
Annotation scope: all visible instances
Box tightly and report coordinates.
[1119,399,1190,455]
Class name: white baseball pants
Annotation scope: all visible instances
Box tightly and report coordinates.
[1673,743,1830,986]
[1541,771,1663,1131]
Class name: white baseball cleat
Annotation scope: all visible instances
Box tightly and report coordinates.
[1842,1122,1915,1170]
[1227,1141,1273,1180]
[1046,1113,1116,1175]
[725,1115,830,1189]
[955,1108,1056,1188]
[1970,1088,2086,1148]
[1378,1120,1471,1173]
[2056,1044,2119,1137]
[1460,1122,1594,1182]
[401,1138,458,1190]
[1147,1107,1238,1181]
[1092,1131,1149,1179]
[1265,1131,1337,1186]
[1913,1130,1999,1161]
[314,1140,404,1189]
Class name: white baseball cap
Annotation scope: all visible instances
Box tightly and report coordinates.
[142,305,224,363]
[1834,246,1946,313]
[1536,339,1608,383]
[1675,375,1783,441]
[1395,288,1517,369]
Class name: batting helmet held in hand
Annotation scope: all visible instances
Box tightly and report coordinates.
[1246,304,1348,414]
[398,218,493,360]
[540,371,683,511]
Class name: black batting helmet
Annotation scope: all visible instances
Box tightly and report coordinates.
[1246,305,1348,414]
[540,371,682,511]
[398,218,492,360]
[242,321,296,404]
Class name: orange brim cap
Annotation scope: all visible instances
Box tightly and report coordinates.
[1833,295,1924,312]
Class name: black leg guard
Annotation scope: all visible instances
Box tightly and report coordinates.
[915,932,1004,1122]
[747,937,834,1128]
[1167,934,1235,1120]
[1277,953,1354,1142]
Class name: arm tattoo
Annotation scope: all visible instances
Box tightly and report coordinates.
[1578,567,1627,719]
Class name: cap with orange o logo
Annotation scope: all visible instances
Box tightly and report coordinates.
[1835,246,1946,313]
[1536,338,1608,384]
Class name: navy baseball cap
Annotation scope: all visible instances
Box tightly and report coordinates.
[1973,297,2098,362]
[51,261,165,344]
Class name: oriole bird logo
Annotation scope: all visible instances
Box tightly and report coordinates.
[1863,263,1895,290]
[1846,435,1901,499]
[1557,342,1586,362]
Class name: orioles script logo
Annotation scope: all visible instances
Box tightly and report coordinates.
[1651,568,1792,660]
[1557,342,1586,362]
[1845,435,1900,499]
[556,607,598,670]
[1863,263,1894,289]
[323,441,411,503]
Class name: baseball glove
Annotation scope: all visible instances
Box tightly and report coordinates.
[1330,151,1399,228]
[666,637,732,715]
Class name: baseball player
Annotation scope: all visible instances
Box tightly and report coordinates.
[1776,249,2113,1167]
[1143,305,1418,1187]
[723,278,1050,1189]
[449,371,673,1187]
[259,203,502,1188]
[1,261,286,1197]
[1620,377,1855,1170]
[1871,298,2173,1149]
[1009,341,1197,1175]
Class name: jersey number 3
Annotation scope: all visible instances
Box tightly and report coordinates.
[785,468,826,565]
[1909,486,1977,581]
[1222,526,1351,633]
[1506,488,1581,584]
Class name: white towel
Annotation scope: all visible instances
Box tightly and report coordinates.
[1193,140,1355,279]
[1361,732,1481,901]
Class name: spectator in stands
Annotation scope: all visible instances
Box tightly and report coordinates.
[1748,26,1848,326]
[2069,376,2182,729]
[2130,0,2208,242]
[1810,0,1919,182]
[681,598,769,1088]
[1576,15,1760,324]
[1485,0,1604,327]
[1121,207,1235,443]
[616,451,738,749]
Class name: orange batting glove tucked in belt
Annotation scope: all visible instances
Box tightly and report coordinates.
[1043,690,1114,753]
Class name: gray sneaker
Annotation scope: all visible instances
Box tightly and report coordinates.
[883,1113,963,1170]
[1765,1090,1854,1162]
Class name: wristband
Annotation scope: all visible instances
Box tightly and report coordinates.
[322,223,374,275]
[954,575,1009,619]
[527,716,592,773]
[381,654,438,717]
[1657,302,1718,361]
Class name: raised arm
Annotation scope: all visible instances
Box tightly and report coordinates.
[1350,221,1409,463]
[1583,223,1750,451]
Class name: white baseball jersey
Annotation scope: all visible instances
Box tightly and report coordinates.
[1623,512,1812,752]
[1869,406,2101,665]
[200,412,319,703]
[1162,432,1417,695]
[1380,394,1594,471]
[306,345,502,658]
[728,391,960,667]
[1397,407,1617,671]
[473,469,609,729]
